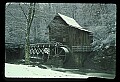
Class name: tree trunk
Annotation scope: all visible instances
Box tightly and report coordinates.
[25,29,30,64]
[24,3,35,65]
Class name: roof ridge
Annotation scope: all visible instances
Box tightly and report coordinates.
[57,13,92,33]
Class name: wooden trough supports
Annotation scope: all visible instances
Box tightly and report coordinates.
[29,42,70,66]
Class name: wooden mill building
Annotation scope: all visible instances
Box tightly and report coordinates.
[47,13,93,68]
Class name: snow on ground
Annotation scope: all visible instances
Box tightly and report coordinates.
[5,63,115,79]
[5,63,91,78]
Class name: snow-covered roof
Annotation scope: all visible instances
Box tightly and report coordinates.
[58,13,82,28]
[57,13,91,33]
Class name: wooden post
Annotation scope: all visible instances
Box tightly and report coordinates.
[78,53,81,68]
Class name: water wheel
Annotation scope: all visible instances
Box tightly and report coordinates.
[50,46,69,64]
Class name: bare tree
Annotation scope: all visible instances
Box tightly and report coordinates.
[19,3,36,64]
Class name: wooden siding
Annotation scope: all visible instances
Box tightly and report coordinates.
[48,16,69,45]
[67,27,91,46]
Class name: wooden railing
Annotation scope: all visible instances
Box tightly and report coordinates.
[72,46,92,52]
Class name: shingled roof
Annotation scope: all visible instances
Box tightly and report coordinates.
[57,13,91,32]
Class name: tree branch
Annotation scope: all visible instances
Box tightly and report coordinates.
[7,10,21,21]
[29,3,36,29]
[15,27,26,33]
[19,3,28,21]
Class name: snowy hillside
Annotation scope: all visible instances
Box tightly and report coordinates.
[5,63,92,78]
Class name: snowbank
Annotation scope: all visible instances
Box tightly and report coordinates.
[5,63,90,78]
